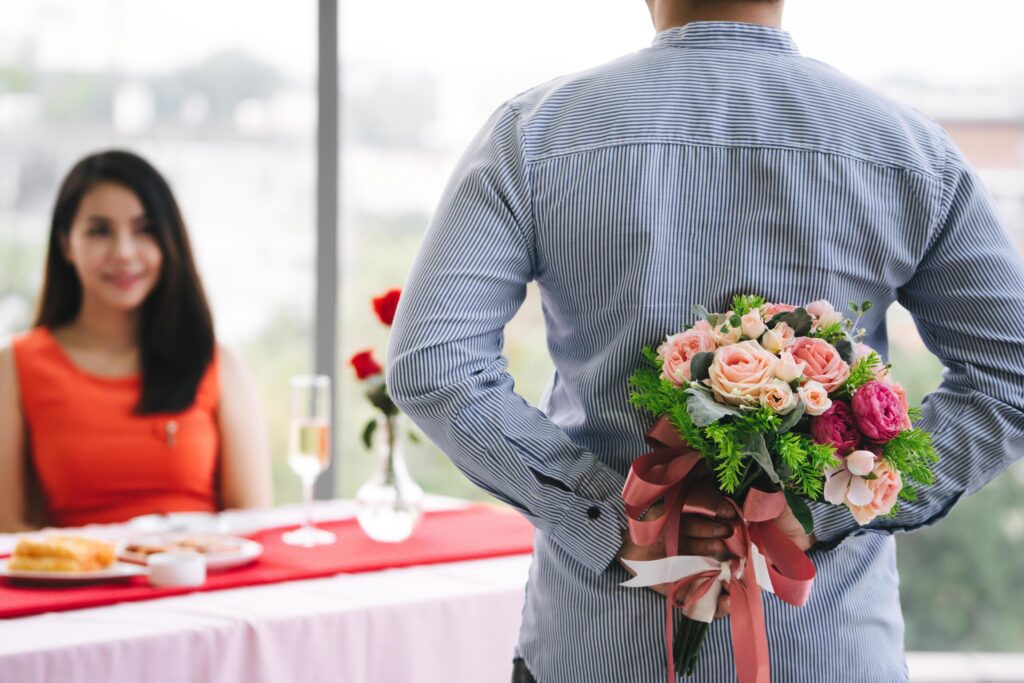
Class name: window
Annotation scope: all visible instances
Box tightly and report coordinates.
[0,0,317,503]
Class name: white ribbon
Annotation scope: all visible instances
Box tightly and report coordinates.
[620,546,775,624]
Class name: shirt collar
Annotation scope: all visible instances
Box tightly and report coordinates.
[652,21,800,56]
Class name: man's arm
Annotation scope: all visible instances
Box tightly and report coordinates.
[810,134,1024,546]
[387,104,628,574]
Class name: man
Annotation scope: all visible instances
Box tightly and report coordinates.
[388,0,1024,680]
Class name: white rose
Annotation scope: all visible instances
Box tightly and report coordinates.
[740,310,766,340]
[774,350,806,383]
[759,379,799,414]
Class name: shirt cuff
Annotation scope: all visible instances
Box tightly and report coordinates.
[807,499,858,548]
[547,458,628,575]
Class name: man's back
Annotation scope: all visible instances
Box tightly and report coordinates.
[390,21,1024,683]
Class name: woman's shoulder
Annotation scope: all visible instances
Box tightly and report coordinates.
[4,328,55,376]
[8,327,51,356]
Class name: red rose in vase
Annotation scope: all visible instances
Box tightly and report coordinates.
[372,289,401,326]
[350,350,383,380]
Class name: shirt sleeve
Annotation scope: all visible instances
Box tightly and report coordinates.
[387,103,628,575]
[810,133,1024,547]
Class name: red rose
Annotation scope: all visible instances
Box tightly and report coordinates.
[350,350,383,380]
[372,289,401,326]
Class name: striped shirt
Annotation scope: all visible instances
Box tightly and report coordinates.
[388,22,1024,683]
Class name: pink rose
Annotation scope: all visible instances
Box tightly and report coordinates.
[658,321,716,386]
[764,302,797,318]
[798,380,832,416]
[790,337,850,393]
[846,460,903,525]
[810,401,861,454]
[878,376,913,429]
[851,380,907,443]
[761,321,796,354]
[708,340,778,406]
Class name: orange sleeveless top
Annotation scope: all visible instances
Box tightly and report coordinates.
[13,327,220,527]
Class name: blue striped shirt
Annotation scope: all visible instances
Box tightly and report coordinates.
[388,22,1024,682]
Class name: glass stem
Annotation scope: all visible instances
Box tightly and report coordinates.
[302,476,316,529]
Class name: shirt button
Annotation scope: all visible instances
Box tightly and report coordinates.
[587,506,601,520]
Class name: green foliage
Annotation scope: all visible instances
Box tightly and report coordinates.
[811,320,846,345]
[361,418,377,450]
[836,352,885,398]
[689,352,714,382]
[735,406,782,434]
[769,308,813,336]
[731,294,766,317]
[883,428,939,488]
[685,387,740,426]
[775,432,838,500]
[705,422,745,493]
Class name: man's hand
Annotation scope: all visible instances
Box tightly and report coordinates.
[771,503,816,551]
[617,501,736,619]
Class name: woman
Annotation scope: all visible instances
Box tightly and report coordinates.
[0,150,272,532]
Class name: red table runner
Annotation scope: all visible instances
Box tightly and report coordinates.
[0,505,534,619]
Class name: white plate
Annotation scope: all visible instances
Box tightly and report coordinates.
[203,539,263,571]
[121,534,263,572]
[0,560,147,584]
[127,512,222,534]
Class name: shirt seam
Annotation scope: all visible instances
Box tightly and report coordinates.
[524,138,944,181]
[506,101,540,275]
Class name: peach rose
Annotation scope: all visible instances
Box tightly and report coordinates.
[708,340,778,406]
[761,322,796,354]
[798,380,832,416]
[760,379,799,414]
[741,310,766,340]
[847,460,903,525]
[790,337,850,393]
[658,320,716,386]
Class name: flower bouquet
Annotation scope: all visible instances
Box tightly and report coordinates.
[623,295,939,682]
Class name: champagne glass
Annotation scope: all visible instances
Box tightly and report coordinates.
[283,374,336,547]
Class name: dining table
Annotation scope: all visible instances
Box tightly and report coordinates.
[0,497,533,683]
[2,499,1020,683]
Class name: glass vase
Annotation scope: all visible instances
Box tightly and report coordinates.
[356,413,423,542]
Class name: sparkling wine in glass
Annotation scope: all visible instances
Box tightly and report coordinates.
[282,375,336,547]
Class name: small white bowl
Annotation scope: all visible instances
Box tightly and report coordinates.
[147,551,206,587]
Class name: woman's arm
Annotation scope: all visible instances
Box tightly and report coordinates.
[0,344,35,532]
[216,345,273,510]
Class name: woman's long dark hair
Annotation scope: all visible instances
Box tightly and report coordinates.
[35,150,215,414]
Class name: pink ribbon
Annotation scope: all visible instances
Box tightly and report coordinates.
[622,417,816,683]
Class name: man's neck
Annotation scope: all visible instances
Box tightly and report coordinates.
[648,1,783,33]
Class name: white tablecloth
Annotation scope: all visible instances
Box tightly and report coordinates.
[4,502,1015,683]
[0,500,532,683]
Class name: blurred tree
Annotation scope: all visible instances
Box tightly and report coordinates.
[889,307,1024,652]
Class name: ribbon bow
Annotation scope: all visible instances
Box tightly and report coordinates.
[621,417,816,683]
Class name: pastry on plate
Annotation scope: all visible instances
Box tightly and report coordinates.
[8,535,117,573]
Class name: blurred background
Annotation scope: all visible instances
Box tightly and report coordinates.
[0,0,1021,654]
